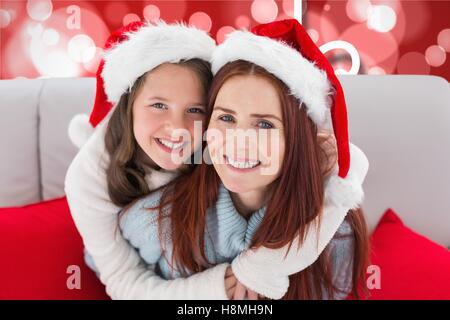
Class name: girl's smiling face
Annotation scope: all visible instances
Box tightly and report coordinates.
[207,74,285,194]
[133,63,207,171]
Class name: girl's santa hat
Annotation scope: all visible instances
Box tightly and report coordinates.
[68,21,216,148]
[211,19,351,179]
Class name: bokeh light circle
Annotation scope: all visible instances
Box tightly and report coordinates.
[425,45,446,67]
[368,66,386,75]
[307,29,319,43]
[235,15,250,29]
[437,29,450,52]
[0,9,11,28]
[42,28,59,46]
[123,13,141,26]
[216,26,235,44]
[67,34,96,63]
[143,4,160,23]
[189,12,212,33]
[27,22,44,37]
[251,0,278,24]
[346,0,371,23]
[367,5,397,33]
[83,47,104,73]
[26,0,53,22]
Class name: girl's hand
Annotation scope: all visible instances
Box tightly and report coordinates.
[224,266,260,300]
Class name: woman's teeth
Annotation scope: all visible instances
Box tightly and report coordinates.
[157,138,184,149]
[225,156,260,169]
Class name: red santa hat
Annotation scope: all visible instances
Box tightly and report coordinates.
[68,21,216,148]
[211,19,350,179]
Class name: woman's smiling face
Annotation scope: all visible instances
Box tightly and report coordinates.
[207,74,285,194]
[132,63,206,171]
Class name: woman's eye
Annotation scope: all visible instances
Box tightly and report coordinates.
[187,107,205,114]
[257,120,274,129]
[218,114,235,123]
[151,103,167,109]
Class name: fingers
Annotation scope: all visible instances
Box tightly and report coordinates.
[233,281,247,300]
[225,278,236,290]
[225,266,233,278]
[247,289,259,300]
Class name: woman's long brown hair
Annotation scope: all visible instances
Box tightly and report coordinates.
[156,60,369,299]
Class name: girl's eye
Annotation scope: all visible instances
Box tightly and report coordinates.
[151,103,167,109]
[257,120,274,129]
[187,107,205,114]
[218,114,235,123]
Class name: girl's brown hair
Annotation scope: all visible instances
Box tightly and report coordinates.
[104,59,213,207]
[157,60,369,299]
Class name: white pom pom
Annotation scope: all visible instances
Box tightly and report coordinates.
[68,114,94,148]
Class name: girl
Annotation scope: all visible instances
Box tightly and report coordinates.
[114,19,370,299]
[65,21,220,298]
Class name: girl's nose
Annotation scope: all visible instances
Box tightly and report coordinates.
[162,112,190,141]
[164,111,186,131]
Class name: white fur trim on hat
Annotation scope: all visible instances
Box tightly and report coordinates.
[102,21,216,104]
[211,31,333,128]
[68,113,95,148]
[324,143,369,209]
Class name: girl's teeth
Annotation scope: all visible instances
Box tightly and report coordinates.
[226,156,260,169]
[158,138,183,149]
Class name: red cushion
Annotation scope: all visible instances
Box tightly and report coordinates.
[0,197,109,300]
[361,208,450,299]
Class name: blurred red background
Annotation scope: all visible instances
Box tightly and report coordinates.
[0,0,449,81]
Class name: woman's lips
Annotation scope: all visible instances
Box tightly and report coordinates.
[223,155,261,173]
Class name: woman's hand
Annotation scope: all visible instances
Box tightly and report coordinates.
[225,266,260,300]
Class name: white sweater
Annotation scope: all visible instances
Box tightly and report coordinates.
[64,119,369,300]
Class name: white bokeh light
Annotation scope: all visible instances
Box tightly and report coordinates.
[27,0,53,22]
[367,5,397,33]
[83,47,104,73]
[368,66,386,75]
[346,0,371,23]
[26,22,44,37]
[29,32,79,77]
[42,28,59,46]
[67,34,96,64]
[0,9,11,28]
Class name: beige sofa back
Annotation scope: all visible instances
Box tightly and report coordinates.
[0,75,449,246]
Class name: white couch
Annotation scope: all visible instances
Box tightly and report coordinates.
[1,75,449,247]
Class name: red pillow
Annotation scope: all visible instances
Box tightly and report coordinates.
[0,197,109,300]
[361,208,450,299]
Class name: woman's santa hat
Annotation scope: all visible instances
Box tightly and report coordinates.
[68,21,216,148]
[211,19,350,179]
